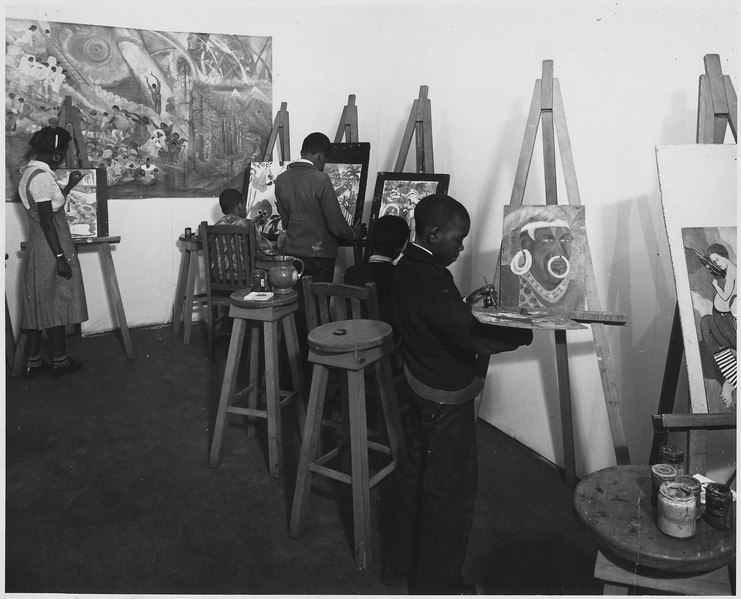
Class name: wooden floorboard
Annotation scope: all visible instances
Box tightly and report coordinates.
[5,324,602,594]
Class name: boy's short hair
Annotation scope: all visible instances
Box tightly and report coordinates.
[301,132,331,156]
[414,193,470,237]
[219,188,243,215]
[372,215,410,256]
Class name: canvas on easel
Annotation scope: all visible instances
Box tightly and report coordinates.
[657,144,737,415]
[243,102,291,239]
[56,167,109,238]
[367,172,449,249]
[499,205,587,313]
[324,142,371,226]
[244,161,291,238]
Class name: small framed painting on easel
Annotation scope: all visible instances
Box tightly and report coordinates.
[366,171,449,253]
[56,167,109,238]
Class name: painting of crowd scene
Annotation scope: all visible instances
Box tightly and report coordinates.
[6,19,272,199]
[56,168,106,238]
[369,172,450,235]
[682,227,737,413]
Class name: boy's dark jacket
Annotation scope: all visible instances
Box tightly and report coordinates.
[394,243,533,394]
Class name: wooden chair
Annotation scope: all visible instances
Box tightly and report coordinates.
[302,275,380,331]
[199,220,257,358]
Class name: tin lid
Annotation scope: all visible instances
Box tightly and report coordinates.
[651,463,678,479]
[658,445,684,463]
[675,475,701,492]
[659,481,696,504]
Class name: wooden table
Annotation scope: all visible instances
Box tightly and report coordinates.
[13,236,133,375]
[574,465,735,594]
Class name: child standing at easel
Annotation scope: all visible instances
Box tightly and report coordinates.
[384,193,532,594]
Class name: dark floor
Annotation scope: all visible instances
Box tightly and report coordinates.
[5,324,603,595]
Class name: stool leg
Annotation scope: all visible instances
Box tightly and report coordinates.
[172,249,189,334]
[347,369,372,570]
[183,248,198,345]
[209,318,247,467]
[246,321,261,439]
[289,363,330,538]
[282,312,306,436]
[375,357,406,462]
[264,319,282,478]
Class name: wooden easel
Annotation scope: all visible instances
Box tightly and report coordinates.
[11,96,133,376]
[393,85,434,173]
[499,61,630,486]
[649,54,737,474]
[263,101,291,163]
[58,96,91,169]
[333,95,366,265]
[335,94,359,143]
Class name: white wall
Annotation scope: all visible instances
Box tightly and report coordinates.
[4,0,738,481]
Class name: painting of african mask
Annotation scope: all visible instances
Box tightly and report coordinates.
[57,167,108,238]
[499,205,587,313]
[324,142,370,226]
[682,227,737,413]
[367,172,450,255]
[243,161,290,238]
[6,19,272,199]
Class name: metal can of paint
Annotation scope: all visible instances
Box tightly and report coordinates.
[657,481,697,538]
[657,445,685,475]
[704,483,734,530]
[675,475,702,520]
[651,463,678,506]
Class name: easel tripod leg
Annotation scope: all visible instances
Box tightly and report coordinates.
[100,243,133,359]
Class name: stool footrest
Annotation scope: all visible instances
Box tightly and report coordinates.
[367,440,392,455]
[310,463,352,485]
[369,461,397,488]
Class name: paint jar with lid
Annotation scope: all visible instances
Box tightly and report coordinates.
[651,463,678,506]
[704,483,734,530]
[657,445,685,475]
[675,475,702,520]
[657,481,697,538]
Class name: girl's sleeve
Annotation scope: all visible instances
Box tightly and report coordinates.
[28,172,63,204]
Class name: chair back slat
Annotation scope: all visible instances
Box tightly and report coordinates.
[199,220,257,293]
[302,275,379,331]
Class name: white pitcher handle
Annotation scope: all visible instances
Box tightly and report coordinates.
[293,257,305,277]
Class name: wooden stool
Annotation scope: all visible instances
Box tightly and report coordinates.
[172,234,207,345]
[289,319,405,570]
[209,289,306,478]
[575,466,735,596]
[593,549,732,595]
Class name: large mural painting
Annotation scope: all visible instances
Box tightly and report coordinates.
[6,19,272,199]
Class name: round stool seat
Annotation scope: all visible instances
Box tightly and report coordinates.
[308,319,392,353]
[230,288,299,308]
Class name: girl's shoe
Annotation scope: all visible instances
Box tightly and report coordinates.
[22,362,47,379]
[50,358,82,379]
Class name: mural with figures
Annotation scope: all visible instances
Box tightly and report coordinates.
[6,19,272,199]
[682,227,737,413]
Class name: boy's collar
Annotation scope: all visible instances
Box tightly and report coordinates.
[410,241,433,256]
[368,255,394,264]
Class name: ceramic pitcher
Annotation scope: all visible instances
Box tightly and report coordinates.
[267,255,304,294]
